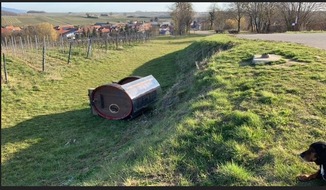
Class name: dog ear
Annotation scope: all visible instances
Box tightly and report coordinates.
[312,142,326,164]
[319,143,326,163]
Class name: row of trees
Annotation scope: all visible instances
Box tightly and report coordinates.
[169,2,326,35]
[212,2,326,33]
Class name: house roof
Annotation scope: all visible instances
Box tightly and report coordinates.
[57,28,78,35]
[57,28,69,35]
[3,25,21,31]
[76,25,101,33]
[1,28,11,34]
[100,28,110,33]
[54,25,75,30]
[92,25,102,29]
[139,23,152,31]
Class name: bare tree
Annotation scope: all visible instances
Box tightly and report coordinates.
[212,5,229,31]
[244,3,256,32]
[208,3,219,30]
[305,7,326,30]
[277,2,321,31]
[170,2,195,35]
[22,22,58,41]
[244,2,277,33]
[263,2,277,33]
[228,2,247,32]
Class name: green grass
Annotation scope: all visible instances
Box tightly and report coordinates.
[1,34,326,186]
[1,34,207,186]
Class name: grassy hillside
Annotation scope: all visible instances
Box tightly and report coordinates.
[1,34,326,186]
[1,34,206,185]
[79,35,326,186]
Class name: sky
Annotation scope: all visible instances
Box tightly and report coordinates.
[1,2,228,13]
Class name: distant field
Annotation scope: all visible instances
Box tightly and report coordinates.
[1,13,162,27]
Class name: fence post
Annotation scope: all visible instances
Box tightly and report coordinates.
[105,39,108,52]
[35,35,38,50]
[124,33,127,46]
[4,37,8,50]
[25,36,29,51]
[46,35,50,48]
[42,37,46,72]
[19,37,24,54]
[115,35,118,49]
[13,37,17,49]
[87,38,92,58]
[29,36,33,50]
[3,53,8,84]
[68,41,72,64]
[60,36,64,52]
[11,37,16,55]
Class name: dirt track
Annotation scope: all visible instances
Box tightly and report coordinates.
[235,33,326,50]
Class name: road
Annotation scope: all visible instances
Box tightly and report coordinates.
[235,33,326,50]
[189,31,326,50]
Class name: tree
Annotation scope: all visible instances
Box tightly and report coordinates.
[208,3,219,30]
[213,8,228,31]
[170,2,195,35]
[276,2,321,31]
[23,22,58,41]
[244,2,277,33]
[305,9,326,30]
[228,2,247,32]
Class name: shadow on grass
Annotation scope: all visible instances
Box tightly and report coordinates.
[131,49,184,93]
[1,108,143,185]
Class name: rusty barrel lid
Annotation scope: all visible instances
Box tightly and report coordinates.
[91,83,133,120]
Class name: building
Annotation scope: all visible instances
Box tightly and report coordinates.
[54,25,77,39]
[1,25,21,33]
[60,28,78,40]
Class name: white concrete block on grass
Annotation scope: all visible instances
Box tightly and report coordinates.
[252,54,283,65]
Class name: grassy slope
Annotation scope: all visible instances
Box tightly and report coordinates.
[1,35,203,185]
[83,36,326,186]
[1,34,326,186]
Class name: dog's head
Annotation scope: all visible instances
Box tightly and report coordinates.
[300,141,326,165]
